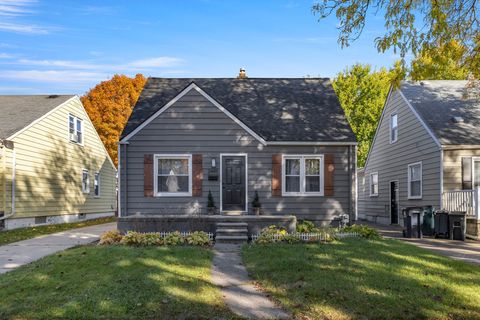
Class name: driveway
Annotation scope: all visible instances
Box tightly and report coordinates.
[361,221,480,266]
[0,222,115,274]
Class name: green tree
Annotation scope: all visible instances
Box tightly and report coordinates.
[410,40,469,80]
[81,74,146,166]
[312,1,480,75]
[333,64,397,167]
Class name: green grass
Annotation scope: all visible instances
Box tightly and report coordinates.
[243,238,480,320]
[0,216,116,245]
[0,245,237,319]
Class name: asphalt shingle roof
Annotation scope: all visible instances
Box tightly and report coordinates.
[121,78,356,142]
[401,81,480,145]
[0,95,74,139]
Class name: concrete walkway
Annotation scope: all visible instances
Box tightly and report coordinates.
[0,222,115,274]
[211,243,290,319]
[362,221,480,266]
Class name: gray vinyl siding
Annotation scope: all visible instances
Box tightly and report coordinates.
[120,89,356,224]
[358,90,441,224]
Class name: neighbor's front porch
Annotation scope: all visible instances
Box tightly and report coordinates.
[442,188,480,238]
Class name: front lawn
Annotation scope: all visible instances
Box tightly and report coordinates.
[0,216,116,245]
[0,245,237,319]
[243,238,480,320]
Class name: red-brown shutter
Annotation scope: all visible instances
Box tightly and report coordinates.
[324,154,335,196]
[192,154,203,197]
[144,154,153,197]
[272,154,282,197]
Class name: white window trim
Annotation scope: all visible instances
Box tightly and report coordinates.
[68,114,84,146]
[390,113,398,144]
[154,154,192,197]
[281,155,324,197]
[407,161,423,199]
[94,172,100,198]
[472,157,480,189]
[82,169,90,194]
[369,172,379,197]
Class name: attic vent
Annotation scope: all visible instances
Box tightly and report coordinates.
[47,95,59,99]
[451,116,464,123]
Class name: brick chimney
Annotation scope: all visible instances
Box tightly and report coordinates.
[237,68,247,79]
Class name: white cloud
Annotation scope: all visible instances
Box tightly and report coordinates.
[126,57,183,69]
[0,22,49,34]
[0,52,13,58]
[0,0,36,17]
[16,56,184,71]
[0,69,110,83]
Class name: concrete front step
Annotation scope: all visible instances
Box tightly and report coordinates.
[216,222,248,228]
[216,230,248,237]
[215,235,249,243]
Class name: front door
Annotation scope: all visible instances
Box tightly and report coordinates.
[390,181,399,224]
[222,156,246,211]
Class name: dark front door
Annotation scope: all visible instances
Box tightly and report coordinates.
[222,156,246,211]
[390,181,399,224]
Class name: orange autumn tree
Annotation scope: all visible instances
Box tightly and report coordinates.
[81,74,147,166]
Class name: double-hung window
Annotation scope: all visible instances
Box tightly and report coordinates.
[408,162,422,199]
[370,172,378,197]
[94,172,100,197]
[154,155,192,196]
[282,155,323,196]
[390,114,398,143]
[69,114,83,144]
[82,169,90,194]
[473,158,480,189]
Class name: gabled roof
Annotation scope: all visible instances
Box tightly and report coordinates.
[0,95,74,139]
[401,80,480,145]
[121,78,356,143]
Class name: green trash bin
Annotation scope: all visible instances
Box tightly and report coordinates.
[422,206,435,236]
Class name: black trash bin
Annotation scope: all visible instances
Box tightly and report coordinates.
[434,210,449,238]
[403,207,423,238]
[422,206,435,236]
[448,212,466,241]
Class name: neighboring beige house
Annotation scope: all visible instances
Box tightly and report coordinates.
[0,95,116,230]
[358,81,480,239]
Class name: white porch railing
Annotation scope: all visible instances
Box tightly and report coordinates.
[442,188,480,219]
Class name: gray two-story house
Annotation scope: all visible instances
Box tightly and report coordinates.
[117,75,357,235]
[358,80,480,238]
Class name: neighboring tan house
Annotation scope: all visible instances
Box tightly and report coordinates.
[118,76,357,234]
[358,80,480,238]
[0,95,116,230]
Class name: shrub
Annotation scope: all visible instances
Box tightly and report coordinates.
[142,233,163,246]
[251,191,261,208]
[186,231,211,246]
[254,225,288,244]
[99,230,123,245]
[283,233,301,244]
[120,231,146,246]
[164,231,185,246]
[343,224,381,239]
[207,190,215,208]
[296,220,317,233]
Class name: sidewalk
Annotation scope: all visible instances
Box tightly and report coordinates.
[0,222,115,274]
[211,243,290,319]
[361,221,480,266]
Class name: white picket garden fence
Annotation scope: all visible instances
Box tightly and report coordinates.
[250,231,359,242]
[158,231,214,240]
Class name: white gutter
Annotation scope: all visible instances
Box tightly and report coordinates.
[0,148,15,221]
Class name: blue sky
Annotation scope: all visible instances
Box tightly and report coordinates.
[0,0,399,94]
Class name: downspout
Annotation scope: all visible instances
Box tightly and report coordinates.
[440,147,444,210]
[0,143,15,221]
[347,146,352,222]
[354,145,358,221]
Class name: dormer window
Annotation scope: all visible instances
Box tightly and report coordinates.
[390,114,398,143]
[69,114,83,144]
